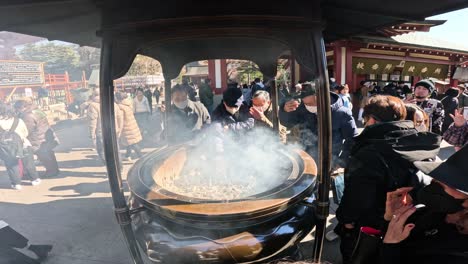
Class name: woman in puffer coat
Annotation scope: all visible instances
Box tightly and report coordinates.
[116,92,143,161]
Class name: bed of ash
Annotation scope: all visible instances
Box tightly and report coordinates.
[159,151,292,201]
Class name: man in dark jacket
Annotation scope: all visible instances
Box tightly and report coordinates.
[407,79,445,134]
[199,79,214,113]
[182,79,197,102]
[441,87,460,133]
[144,87,153,114]
[211,88,254,136]
[153,87,161,105]
[381,145,468,264]
[335,95,441,263]
[162,84,211,144]
[251,77,266,96]
[458,85,468,111]
[279,83,358,168]
[14,100,60,177]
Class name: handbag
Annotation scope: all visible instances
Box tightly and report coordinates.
[350,227,383,264]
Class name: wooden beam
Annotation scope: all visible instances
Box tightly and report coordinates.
[409,53,450,61]
[350,50,454,65]
[357,48,406,57]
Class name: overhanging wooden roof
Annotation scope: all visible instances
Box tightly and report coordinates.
[1,0,467,79]
[1,1,466,46]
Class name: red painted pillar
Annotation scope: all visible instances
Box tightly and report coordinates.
[346,48,354,87]
[333,43,342,84]
[450,78,459,87]
[208,60,215,91]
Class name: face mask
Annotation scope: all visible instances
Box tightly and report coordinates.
[226,106,239,115]
[305,105,317,113]
[417,182,465,214]
[174,100,188,109]
[415,123,427,132]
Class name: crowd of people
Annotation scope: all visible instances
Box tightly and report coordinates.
[0,98,59,190]
[1,76,468,263]
[154,77,467,263]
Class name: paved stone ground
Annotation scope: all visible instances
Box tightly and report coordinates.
[0,114,455,264]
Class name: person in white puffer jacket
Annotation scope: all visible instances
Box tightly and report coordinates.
[0,102,40,190]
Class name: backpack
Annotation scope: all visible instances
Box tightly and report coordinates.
[0,118,24,166]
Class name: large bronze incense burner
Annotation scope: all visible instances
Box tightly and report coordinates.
[127,142,317,263]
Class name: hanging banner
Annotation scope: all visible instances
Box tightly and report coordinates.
[352,57,399,75]
[353,57,449,78]
[0,60,45,87]
[402,62,448,78]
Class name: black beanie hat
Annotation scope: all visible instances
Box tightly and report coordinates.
[298,82,317,98]
[223,88,243,107]
[415,79,435,94]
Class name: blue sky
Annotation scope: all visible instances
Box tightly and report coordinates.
[426,7,468,43]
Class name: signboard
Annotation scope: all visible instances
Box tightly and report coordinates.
[402,61,448,78]
[352,57,448,78]
[24,88,33,97]
[0,60,44,87]
[352,57,400,75]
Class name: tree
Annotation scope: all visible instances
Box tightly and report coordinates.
[77,46,101,77]
[126,55,162,76]
[18,42,80,78]
[227,60,262,84]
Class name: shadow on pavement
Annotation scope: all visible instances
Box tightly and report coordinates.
[44,170,107,179]
[57,159,105,169]
[0,198,131,264]
[47,180,128,198]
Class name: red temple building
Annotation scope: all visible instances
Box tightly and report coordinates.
[322,20,468,93]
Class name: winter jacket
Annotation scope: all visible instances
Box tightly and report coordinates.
[279,92,358,168]
[118,99,142,147]
[441,88,459,133]
[144,90,153,102]
[211,103,254,135]
[458,90,468,109]
[87,97,123,141]
[336,121,441,230]
[381,222,468,264]
[198,83,214,109]
[18,106,50,152]
[443,121,468,148]
[166,100,211,143]
[133,96,150,113]
[0,117,31,147]
[416,98,445,134]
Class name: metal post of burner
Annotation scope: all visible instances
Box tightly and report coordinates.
[163,77,172,141]
[270,79,280,132]
[100,36,144,264]
[310,31,332,263]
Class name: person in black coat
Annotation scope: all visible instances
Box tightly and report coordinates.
[144,87,153,114]
[335,95,441,264]
[441,87,460,133]
[279,83,358,168]
[381,145,468,264]
[211,87,254,136]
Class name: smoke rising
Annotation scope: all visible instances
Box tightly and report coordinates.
[158,125,304,201]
